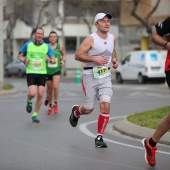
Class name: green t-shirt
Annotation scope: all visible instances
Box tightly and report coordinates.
[20,41,53,74]
[46,43,62,75]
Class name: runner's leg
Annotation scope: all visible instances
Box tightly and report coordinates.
[46,80,53,105]
[34,85,45,113]
[152,113,170,142]
[53,75,60,113]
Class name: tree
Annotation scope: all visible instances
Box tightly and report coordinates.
[131,0,161,35]
[65,0,120,34]
[120,0,162,50]
[4,0,61,60]
[131,0,161,50]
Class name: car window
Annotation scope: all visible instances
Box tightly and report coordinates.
[13,59,21,64]
[122,55,131,65]
[150,53,158,61]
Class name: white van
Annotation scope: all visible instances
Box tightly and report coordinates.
[115,50,167,84]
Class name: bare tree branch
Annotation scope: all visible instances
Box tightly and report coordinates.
[145,0,161,21]
[131,0,160,34]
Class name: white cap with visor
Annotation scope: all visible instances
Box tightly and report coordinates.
[94,13,112,23]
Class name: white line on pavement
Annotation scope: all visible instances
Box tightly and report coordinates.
[79,116,170,155]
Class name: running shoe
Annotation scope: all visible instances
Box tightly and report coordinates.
[95,135,108,148]
[32,116,40,123]
[47,106,53,115]
[69,105,79,127]
[141,137,157,166]
[53,104,58,114]
[26,100,32,113]
[44,98,49,106]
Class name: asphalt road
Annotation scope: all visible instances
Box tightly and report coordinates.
[0,77,170,170]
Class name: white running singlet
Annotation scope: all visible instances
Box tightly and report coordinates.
[83,32,114,75]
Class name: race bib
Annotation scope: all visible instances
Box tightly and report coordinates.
[48,60,58,68]
[93,66,109,79]
[32,60,43,70]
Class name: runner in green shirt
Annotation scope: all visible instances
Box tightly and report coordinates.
[18,27,56,123]
[44,31,66,114]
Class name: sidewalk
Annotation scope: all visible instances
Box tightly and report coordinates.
[112,117,170,145]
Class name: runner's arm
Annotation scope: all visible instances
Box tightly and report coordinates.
[17,43,29,65]
[47,45,56,64]
[60,45,66,66]
[112,36,119,69]
[151,31,169,48]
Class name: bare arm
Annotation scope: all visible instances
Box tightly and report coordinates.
[112,36,119,69]
[18,54,29,66]
[60,45,66,66]
[151,31,170,49]
[75,35,108,65]
[46,56,56,64]
[17,55,25,63]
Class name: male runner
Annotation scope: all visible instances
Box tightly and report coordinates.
[18,27,56,123]
[45,31,66,114]
[142,17,170,167]
[69,13,119,147]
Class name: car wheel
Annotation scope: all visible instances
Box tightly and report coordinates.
[5,70,11,77]
[18,70,24,78]
[138,74,146,84]
[116,73,123,84]
[158,78,165,83]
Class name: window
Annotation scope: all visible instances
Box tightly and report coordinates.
[122,55,131,65]
[80,37,86,44]
[65,37,76,52]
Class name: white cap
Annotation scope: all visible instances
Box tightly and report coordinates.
[94,13,112,23]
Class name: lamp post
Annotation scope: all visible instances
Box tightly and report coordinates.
[0,0,4,89]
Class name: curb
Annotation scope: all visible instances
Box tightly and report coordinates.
[112,117,170,146]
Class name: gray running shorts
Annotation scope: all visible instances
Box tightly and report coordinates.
[82,74,113,109]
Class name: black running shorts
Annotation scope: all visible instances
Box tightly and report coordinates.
[46,71,61,81]
[26,74,46,86]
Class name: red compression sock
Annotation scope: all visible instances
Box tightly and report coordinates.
[74,105,82,117]
[97,113,109,135]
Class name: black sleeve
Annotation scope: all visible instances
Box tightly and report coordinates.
[155,17,170,36]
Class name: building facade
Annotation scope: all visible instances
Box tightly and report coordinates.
[4,0,120,71]
[3,0,170,72]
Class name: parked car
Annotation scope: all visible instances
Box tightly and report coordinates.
[115,50,167,84]
[5,58,26,77]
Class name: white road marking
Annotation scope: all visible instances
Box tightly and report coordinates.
[59,91,79,97]
[127,92,170,98]
[129,92,141,96]
[79,116,170,155]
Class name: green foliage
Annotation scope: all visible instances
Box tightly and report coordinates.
[3,84,14,90]
[127,106,170,130]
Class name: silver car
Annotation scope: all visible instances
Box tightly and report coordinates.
[5,58,26,77]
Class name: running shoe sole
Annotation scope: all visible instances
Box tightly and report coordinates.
[141,138,156,167]
[141,138,149,165]
[32,120,40,123]
[32,116,40,123]
[69,105,79,127]
[26,101,32,113]
[95,144,108,148]
[95,138,108,148]
[44,99,49,106]
[53,105,58,114]
[47,107,53,115]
